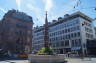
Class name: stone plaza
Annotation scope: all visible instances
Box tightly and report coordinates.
[0,57,96,63]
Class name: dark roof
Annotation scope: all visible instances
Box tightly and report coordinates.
[3,9,33,22]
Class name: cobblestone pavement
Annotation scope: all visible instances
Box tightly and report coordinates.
[66,58,96,63]
[0,58,96,63]
[0,60,29,63]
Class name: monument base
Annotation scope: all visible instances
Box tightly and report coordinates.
[28,54,67,63]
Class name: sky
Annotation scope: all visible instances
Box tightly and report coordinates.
[0,0,96,27]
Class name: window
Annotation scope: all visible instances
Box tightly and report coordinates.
[71,27,74,31]
[66,35,68,39]
[77,32,80,37]
[61,36,63,40]
[28,30,31,34]
[68,28,70,32]
[70,28,73,32]
[53,43,56,47]
[50,33,52,36]
[63,35,65,40]
[10,28,14,31]
[16,24,27,28]
[74,27,76,31]
[72,40,75,47]
[50,39,52,42]
[62,30,64,34]
[61,41,64,46]
[76,20,79,24]
[91,35,93,38]
[68,34,70,39]
[56,37,58,41]
[53,38,55,41]
[75,40,78,46]
[65,40,69,46]
[74,33,77,37]
[86,33,89,38]
[53,33,55,36]
[27,37,30,42]
[78,39,81,46]
[77,26,80,30]
[71,33,74,38]
[60,31,62,34]
[85,27,93,33]
[56,32,58,35]
[65,29,67,33]
[56,42,59,47]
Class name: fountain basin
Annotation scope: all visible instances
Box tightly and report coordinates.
[28,54,67,63]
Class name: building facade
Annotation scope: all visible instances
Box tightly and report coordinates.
[87,39,96,55]
[0,21,3,49]
[0,10,33,55]
[32,11,95,54]
[94,27,96,38]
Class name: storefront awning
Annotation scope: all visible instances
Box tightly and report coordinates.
[71,47,81,50]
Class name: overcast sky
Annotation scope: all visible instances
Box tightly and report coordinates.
[0,0,96,27]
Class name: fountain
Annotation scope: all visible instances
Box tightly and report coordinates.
[28,11,67,63]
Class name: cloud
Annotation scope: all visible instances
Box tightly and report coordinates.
[26,0,79,26]
[48,0,79,22]
[27,3,44,26]
[26,3,41,16]
[43,0,53,12]
[27,4,38,11]
[52,0,78,18]
[0,8,7,13]
[16,0,22,11]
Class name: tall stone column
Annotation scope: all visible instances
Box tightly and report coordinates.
[44,11,49,48]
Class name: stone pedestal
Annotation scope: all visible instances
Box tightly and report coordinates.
[28,54,67,63]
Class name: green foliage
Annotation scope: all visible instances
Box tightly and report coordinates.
[37,47,54,55]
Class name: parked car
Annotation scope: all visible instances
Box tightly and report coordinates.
[0,49,9,58]
[18,53,28,58]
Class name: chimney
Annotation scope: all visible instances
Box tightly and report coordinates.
[58,17,62,20]
[64,14,69,18]
[52,20,57,22]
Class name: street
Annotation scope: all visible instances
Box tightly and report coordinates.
[0,60,29,63]
[66,57,96,63]
[0,57,96,63]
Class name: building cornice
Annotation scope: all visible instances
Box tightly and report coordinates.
[34,11,93,32]
[49,11,93,27]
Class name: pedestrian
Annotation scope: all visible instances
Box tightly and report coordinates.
[67,52,70,57]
